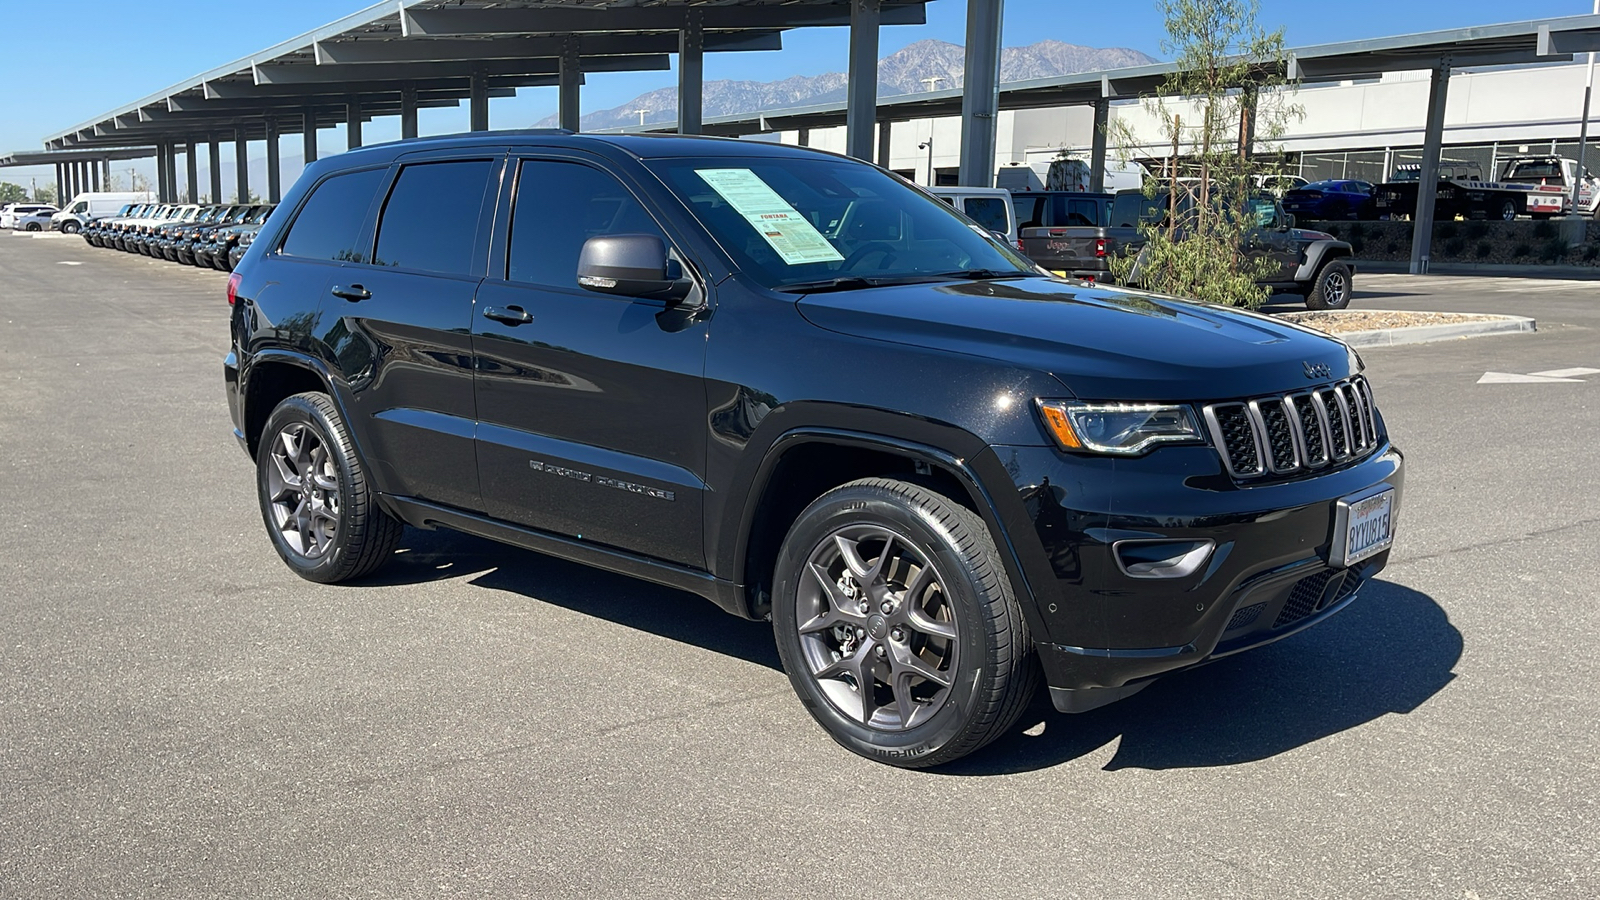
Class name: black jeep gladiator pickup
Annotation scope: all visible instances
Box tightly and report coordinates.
[226,132,1402,767]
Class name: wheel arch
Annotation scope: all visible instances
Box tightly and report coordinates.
[733,428,1045,639]
[1294,239,1354,282]
[241,350,350,459]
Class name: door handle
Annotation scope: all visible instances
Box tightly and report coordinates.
[482,305,533,325]
[331,284,371,302]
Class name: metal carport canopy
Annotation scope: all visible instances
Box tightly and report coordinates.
[41,0,932,152]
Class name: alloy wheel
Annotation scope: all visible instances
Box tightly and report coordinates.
[795,525,960,731]
[264,422,341,559]
[1322,268,1347,306]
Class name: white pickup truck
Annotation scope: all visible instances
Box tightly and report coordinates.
[1501,157,1599,219]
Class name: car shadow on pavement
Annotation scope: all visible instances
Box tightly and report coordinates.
[938,579,1460,776]
[367,526,783,671]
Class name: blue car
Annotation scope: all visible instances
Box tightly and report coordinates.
[1282,180,1375,221]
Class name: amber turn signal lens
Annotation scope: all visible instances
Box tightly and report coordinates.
[1037,402,1082,449]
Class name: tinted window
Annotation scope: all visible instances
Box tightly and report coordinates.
[1012,195,1043,229]
[508,161,667,288]
[279,168,386,263]
[963,197,1010,234]
[374,160,493,275]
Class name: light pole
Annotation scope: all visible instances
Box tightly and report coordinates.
[1573,0,1598,214]
[920,76,944,93]
[918,137,934,185]
[633,108,650,127]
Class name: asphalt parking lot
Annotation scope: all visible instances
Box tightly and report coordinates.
[2,231,1596,898]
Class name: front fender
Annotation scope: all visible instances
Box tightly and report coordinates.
[1294,240,1354,282]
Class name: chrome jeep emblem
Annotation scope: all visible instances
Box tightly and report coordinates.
[1303,361,1332,380]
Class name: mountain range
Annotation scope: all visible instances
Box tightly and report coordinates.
[535,39,1158,131]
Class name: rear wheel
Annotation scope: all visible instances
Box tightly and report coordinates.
[23,223,39,232]
[1304,259,1353,310]
[772,478,1038,768]
[257,392,402,583]
[1497,199,1519,221]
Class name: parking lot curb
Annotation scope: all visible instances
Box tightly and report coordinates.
[1331,314,1537,348]
[1356,260,1600,280]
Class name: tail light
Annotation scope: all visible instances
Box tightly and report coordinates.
[1016,237,1026,252]
[226,272,241,306]
[1094,238,1108,258]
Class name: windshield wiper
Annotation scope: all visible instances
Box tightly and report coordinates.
[932,268,1039,281]
[775,275,946,294]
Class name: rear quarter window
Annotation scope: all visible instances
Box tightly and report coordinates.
[278,168,387,263]
[962,197,1010,233]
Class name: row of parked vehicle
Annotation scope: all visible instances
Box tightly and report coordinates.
[81,202,274,271]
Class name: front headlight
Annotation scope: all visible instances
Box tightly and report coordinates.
[1035,400,1204,456]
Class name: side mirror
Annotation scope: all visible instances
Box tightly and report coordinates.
[577,234,687,301]
[1279,212,1295,231]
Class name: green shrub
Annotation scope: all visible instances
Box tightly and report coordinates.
[1512,242,1533,257]
[1582,244,1599,262]
[1348,222,1366,240]
[1539,238,1567,262]
[1475,241,1492,259]
[1532,220,1556,239]
[1350,237,1365,254]
[1438,222,1459,239]
[1465,221,1489,240]
[1443,238,1464,257]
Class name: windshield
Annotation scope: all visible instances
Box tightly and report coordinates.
[647,156,1037,290]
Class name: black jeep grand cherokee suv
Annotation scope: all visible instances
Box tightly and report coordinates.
[226,132,1402,767]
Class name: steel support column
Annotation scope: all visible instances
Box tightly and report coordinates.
[235,129,251,203]
[1575,3,1597,214]
[469,68,489,132]
[91,160,102,192]
[400,86,418,139]
[678,11,704,135]
[1090,98,1110,192]
[154,146,167,202]
[959,0,1003,186]
[844,0,880,161]
[304,109,320,164]
[559,38,582,132]
[265,120,282,203]
[53,163,63,203]
[347,97,363,149]
[209,139,223,204]
[876,120,892,168]
[101,159,110,190]
[1410,61,1451,275]
[186,142,199,203]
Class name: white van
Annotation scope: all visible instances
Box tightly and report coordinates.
[52,191,156,234]
[927,186,1018,247]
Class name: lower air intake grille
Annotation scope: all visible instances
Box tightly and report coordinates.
[1274,571,1335,628]
[1226,603,1265,631]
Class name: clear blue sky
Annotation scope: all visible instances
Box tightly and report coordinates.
[1,0,1591,190]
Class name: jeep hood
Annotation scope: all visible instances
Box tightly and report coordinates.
[796,277,1357,401]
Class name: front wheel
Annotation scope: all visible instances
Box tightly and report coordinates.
[257,392,402,583]
[1304,259,1353,310]
[772,478,1038,768]
[60,220,80,234]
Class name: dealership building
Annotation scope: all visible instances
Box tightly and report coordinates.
[780,59,1600,189]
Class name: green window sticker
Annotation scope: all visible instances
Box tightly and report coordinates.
[695,168,845,265]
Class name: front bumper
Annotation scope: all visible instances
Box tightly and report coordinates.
[980,440,1403,710]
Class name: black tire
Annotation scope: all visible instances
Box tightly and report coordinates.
[23,223,39,232]
[1497,200,1518,222]
[772,478,1038,768]
[1303,259,1353,310]
[60,220,80,234]
[256,392,402,584]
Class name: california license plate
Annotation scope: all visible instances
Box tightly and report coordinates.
[1332,488,1395,568]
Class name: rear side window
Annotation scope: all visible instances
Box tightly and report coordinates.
[963,197,1010,234]
[279,168,386,263]
[508,160,667,288]
[374,160,493,275]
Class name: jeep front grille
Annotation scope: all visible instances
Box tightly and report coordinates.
[1202,375,1381,480]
